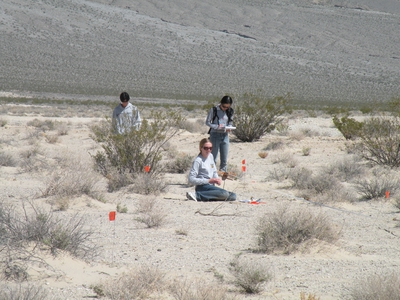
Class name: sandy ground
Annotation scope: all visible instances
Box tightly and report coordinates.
[1,108,400,299]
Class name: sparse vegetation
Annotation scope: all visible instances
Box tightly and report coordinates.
[229,254,272,294]
[332,115,363,140]
[95,266,165,300]
[350,272,400,300]
[354,168,400,200]
[135,197,168,228]
[256,206,339,254]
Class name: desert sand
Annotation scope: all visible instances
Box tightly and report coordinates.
[1,107,399,299]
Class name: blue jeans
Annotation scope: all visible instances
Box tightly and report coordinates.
[210,132,229,172]
[195,184,236,201]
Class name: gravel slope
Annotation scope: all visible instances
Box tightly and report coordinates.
[1,0,400,102]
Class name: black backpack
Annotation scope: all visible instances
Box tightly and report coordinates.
[208,106,234,134]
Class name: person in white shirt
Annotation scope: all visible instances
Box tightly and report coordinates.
[186,138,236,202]
[112,92,142,134]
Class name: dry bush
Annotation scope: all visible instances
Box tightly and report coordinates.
[129,173,168,195]
[135,197,168,228]
[263,140,285,151]
[267,164,292,181]
[0,201,98,281]
[300,128,320,137]
[0,118,7,127]
[270,151,297,167]
[0,151,16,167]
[0,283,50,300]
[166,152,193,174]
[302,147,311,156]
[229,255,272,294]
[300,292,320,300]
[95,266,165,300]
[289,131,305,141]
[26,118,55,131]
[41,153,101,199]
[355,176,400,200]
[256,206,340,254]
[326,155,365,182]
[44,133,59,144]
[18,145,48,173]
[169,277,236,300]
[178,118,205,133]
[350,272,400,300]
[354,167,400,200]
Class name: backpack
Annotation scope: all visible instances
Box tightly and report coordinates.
[208,106,234,134]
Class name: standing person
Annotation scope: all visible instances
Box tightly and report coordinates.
[205,95,234,172]
[112,92,142,134]
[186,138,236,202]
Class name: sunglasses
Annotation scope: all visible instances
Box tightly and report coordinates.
[203,147,212,151]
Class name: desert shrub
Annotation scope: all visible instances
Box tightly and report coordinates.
[326,156,365,182]
[354,169,400,200]
[233,93,290,142]
[302,147,311,156]
[350,272,400,300]
[270,151,297,167]
[129,173,168,195]
[96,266,165,300]
[355,115,400,168]
[0,151,16,167]
[44,133,59,144]
[91,110,184,189]
[41,154,100,199]
[300,292,320,300]
[166,152,193,174]
[263,140,285,151]
[332,115,363,140]
[116,203,128,213]
[0,118,7,127]
[135,197,168,228]
[18,145,48,173]
[228,255,272,294]
[169,278,235,300]
[26,119,55,131]
[256,206,339,254]
[0,201,98,280]
[267,164,292,181]
[0,283,50,299]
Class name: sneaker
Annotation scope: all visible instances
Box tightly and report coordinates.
[186,192,197,201]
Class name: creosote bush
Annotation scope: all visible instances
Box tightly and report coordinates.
[91,110,184,191]
[256,206,339,254]
[332,115,363,140]
[233,93,290,142]
[355,116,400,168]
[354,168,400,200]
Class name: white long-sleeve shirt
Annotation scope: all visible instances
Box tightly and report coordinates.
[188,153,218,186]
[112,102,142,134]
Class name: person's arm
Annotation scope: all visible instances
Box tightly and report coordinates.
[133,108,142,130]
[205,107,219,130]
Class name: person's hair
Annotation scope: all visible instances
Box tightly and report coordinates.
[199,138,212,153]
[120,92,130,102]
[220,95,233,105]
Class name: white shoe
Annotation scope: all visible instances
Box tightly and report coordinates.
[186,192,197,201]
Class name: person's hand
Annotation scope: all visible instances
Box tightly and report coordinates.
[209,178,222,185]
[218,124,225,129]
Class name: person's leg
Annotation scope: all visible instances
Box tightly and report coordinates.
[209,133,220,166]
[219,134,229,172]
[195,184,236,201]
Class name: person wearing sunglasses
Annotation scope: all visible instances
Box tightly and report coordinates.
[186,138,236,201]
[205,95,234,172]
[112,92,142,134]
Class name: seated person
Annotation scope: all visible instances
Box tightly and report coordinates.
[186,138,236,202]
